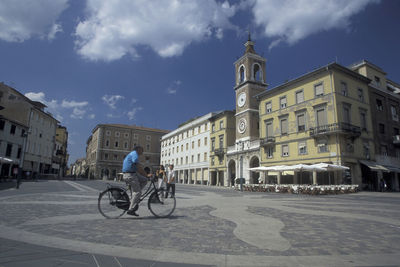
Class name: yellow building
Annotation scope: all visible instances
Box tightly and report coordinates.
[209,110,235,186]
[256,63,374,186]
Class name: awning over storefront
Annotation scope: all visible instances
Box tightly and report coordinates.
[382,165,400,173]
[0,157,14,164]
[360,160,390,172]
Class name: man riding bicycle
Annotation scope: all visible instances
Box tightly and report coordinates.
[122,145,152,216]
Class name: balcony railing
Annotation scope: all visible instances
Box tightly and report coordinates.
[260,136,275,146]
[309,122,361,137]
[393,135,400,144]
[213,148,225,156]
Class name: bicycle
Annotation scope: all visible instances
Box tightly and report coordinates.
[98,175,176,219]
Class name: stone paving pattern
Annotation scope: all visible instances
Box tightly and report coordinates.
[1,180,400,266]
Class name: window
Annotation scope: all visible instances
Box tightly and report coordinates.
[357,88,364,102]
[115,141,119,148]
[104,153,109,160]
[146,135,151,141]
[181,144,183,151]
[343,105,351,123]
[282,144,289,157]
[211,138,215,150]
[265,120,273,137]
[17,147,21,158]
[204,137,207,146]
[391,105,399,121]
[296,90,304,104]
[219,135,224,148]
[341,82,348,96]
[239,66,245,83]
[220,120,224,129]
[374,76,381,87]
[192,141,194,149]
[378,123,385,134]
[266,102,272,113]
[360,111,367,130]
[115,131,120,137]
[133,133,138,139]
[204,152,207,161]
[114,154,118,160]
[376,99,383,111]
[211,157,215,166]
[316,108,327,127]
[315,83,324,96]
[346,139,354,153]
[198,139,201,147]
[298,142,307,155]
[266,147,273,158]
[9,124,16,135]
[297,114,305,132]
[363,141,370,159]
[197,154,200,162]
[380,145,388,156]
[186,143,188,150]
[124,142,128,149]
[6,143,12,157]
[105,140,109,147]
[317,139,328,153]
[191,155,194,163]
[280,96,287,109]
[146,144,150,151]
[0,120,4,130]
[124,133,129,138]
[280,118,288,135]
[212,124,215,132]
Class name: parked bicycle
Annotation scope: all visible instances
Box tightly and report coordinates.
[98,175,176,219]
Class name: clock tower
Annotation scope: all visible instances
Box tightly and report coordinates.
[234,35,267,142]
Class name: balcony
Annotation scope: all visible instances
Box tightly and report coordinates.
[393,135,400,145]
[309,123,361,137]
[213,148,225,157]
[260,136,275,146]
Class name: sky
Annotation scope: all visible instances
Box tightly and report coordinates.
[0,0,399,166]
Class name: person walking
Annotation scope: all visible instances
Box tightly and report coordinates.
[165,164,175,198]
[122,145,152,216]
[156,165,166,190]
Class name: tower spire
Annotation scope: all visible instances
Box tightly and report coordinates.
[244,30,256,54]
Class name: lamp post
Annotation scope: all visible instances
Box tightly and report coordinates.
[17,130,28,188]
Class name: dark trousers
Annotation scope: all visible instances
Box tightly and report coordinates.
[165,183,175,198]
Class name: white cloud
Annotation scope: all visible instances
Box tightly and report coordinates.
[167,80,182,95]
[87,114,95,119]
[102,94,125,109]
[74,0,236,61]
[127,107,143,120]
[0,0,69,42]
[252,0,379,48]
[25,92,90,121]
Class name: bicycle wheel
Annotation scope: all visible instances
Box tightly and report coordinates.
[98,188,130,219]
[148,189,176,218]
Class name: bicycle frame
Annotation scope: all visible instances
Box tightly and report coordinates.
[106,177,160,204]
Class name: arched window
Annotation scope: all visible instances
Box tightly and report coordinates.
[253,63,262,81]
[239,66,245,83]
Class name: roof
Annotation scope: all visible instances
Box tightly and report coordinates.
[255,62,371,100]
[349,60,387,75]
[93,123,170,134]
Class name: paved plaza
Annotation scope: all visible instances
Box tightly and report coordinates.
[0,179,400,267]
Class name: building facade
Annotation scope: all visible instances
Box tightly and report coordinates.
[209,110,235,186]
[0,83,59,177]
[53,125,69,177]
[161,113,214,185]
[86,124,169,180]
[350,60,400,191]
[256,63,374,186]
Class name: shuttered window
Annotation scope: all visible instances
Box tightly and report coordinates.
[296,91,304,103]
[315,83,324,96]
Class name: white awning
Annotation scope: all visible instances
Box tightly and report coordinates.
[360,160,390,172]
[0,157,13,164]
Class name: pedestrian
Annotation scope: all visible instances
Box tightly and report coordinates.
[156,165,166,190]
[122,145,152,216]
[165,164,175,198]
[380,178,386,192]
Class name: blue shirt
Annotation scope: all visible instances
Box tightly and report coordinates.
[122,150,139,172]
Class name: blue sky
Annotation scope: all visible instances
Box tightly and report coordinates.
[0,0,399,165]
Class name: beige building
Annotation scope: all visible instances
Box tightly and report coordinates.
[53,125,69,177]
[86,124,169,180]
[0,83,58,177]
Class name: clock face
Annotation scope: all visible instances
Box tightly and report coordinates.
[237,92,246,107]
[238,118,247,134]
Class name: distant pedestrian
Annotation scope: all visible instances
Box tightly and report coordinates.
[156,165,166,190]
[380,178,387,192]
[165,164,175,198]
